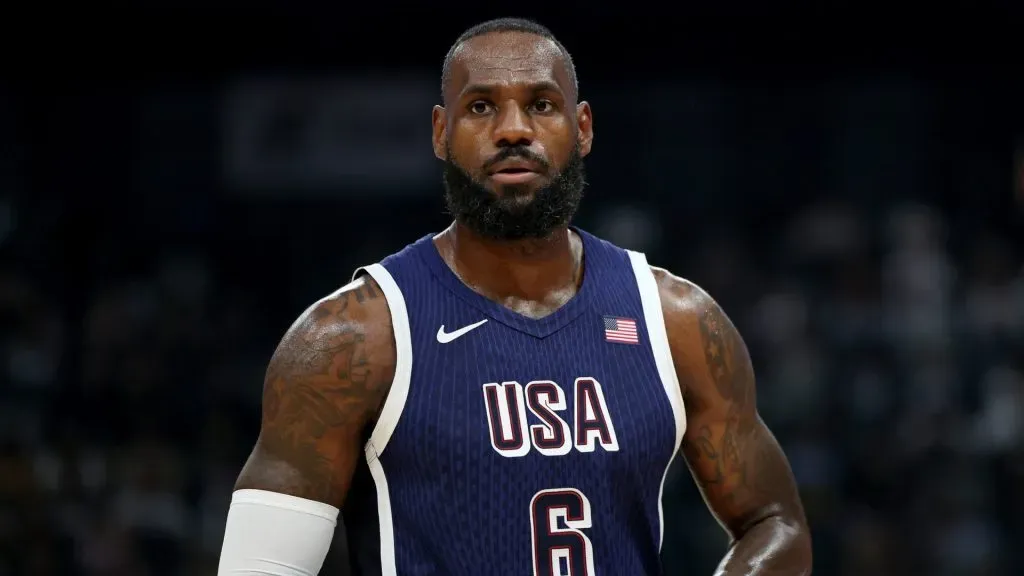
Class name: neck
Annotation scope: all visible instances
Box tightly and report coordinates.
[435,221,582,301]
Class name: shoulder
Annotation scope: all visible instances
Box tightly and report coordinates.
[649,266,749,385]
[270,274,397,407]
[650,265,721,338]
[289,274,394,349]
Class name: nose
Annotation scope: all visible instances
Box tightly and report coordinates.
[492,103,534,147]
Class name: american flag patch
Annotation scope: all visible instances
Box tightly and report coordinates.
[603,316,639,344]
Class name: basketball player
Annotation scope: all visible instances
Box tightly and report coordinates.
[217,18,811,576]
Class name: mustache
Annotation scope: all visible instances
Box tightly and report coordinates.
[482,146,550,173]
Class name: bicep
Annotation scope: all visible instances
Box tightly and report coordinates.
[235,279,395,508]
[237,381,364,509]
[682,400,795,535]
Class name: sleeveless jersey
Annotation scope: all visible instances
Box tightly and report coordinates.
[342,229,686,576]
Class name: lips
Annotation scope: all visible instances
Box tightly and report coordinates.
[488,158,542,176]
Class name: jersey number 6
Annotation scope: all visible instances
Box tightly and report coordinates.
[530,488,596,576]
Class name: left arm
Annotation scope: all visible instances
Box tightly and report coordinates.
[654,268,812,575]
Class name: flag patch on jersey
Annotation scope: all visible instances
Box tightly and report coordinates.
[603,316,639,344]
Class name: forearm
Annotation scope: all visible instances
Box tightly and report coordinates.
[714,515,812,576]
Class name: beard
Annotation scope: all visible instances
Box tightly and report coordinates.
[442,144,586,241]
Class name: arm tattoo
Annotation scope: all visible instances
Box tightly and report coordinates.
[238,279,393,505]
[685,425,724,485]
[697,307,750,406]
[684,305,770,524]
[682,407,759,515]
[661,272,810,571]
[350,280,380,305]
[260,330,371,501]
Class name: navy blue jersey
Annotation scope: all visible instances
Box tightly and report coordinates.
[342,229,686,576]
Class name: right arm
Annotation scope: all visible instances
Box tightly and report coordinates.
[218,275,396,575]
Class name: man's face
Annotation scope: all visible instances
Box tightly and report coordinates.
[432,31,594,240]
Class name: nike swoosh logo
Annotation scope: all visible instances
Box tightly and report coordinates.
[436,319,489,343]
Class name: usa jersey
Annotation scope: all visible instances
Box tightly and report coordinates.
[342,229,686,576]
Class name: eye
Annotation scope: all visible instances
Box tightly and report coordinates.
[532,99,555,113]
[469,101,492,115]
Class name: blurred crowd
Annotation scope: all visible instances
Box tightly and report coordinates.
[649,200,1024,576]
[2,192,1021,575]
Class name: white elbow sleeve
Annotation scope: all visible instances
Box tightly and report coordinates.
[217,489,339,576]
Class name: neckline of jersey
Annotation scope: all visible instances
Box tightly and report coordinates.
[416,227,597,339]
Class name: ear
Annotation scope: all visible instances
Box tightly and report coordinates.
[576,101,593,158]
[432,105,447,160]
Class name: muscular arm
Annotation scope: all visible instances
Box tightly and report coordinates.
[234,275,397,507]
[655,269,811,575]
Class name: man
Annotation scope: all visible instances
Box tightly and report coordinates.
[218,17,812,576]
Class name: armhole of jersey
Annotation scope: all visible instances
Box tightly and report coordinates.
[351,264,414,458]
[351,263,410,576]
[626,250,687,551]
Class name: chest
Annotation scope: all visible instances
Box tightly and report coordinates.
[389,316,677,480]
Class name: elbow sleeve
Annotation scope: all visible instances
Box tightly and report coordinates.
[217,489,339,576]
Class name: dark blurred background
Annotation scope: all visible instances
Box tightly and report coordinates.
[2,5,1023,576]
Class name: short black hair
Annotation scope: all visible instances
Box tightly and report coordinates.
[441,18,578,103]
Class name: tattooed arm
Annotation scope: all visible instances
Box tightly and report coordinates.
[655,269,812,575]
[218,276,395,575]
[235,275,396,505]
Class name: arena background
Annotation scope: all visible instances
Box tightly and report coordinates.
[2,4,1023,575]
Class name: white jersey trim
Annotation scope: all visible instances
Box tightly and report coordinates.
[351,263,413,576]
[626,250,687,551]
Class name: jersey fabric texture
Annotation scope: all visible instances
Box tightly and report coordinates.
[341,229,686,576]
